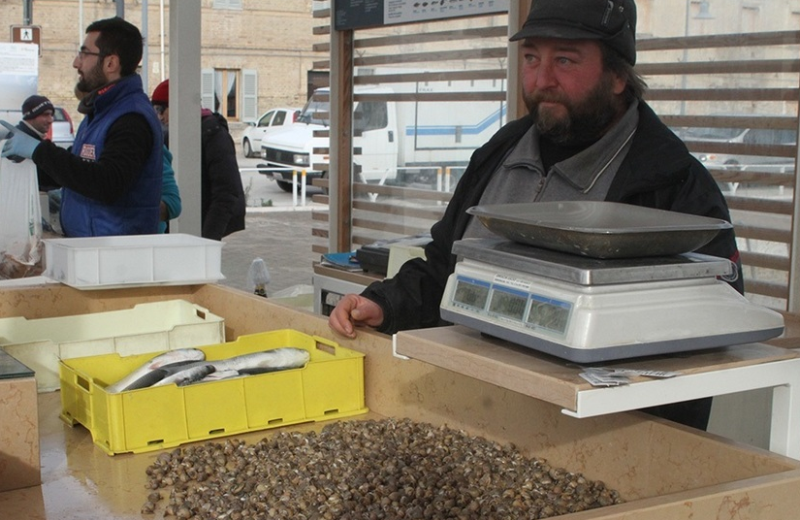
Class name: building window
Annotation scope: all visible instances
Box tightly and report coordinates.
[201,69,258,122]
[215,69,238,121]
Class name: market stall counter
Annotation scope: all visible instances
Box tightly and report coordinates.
[1,283,800,519]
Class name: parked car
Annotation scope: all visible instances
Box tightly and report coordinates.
[241,107,300,158]
[679,126,796,171]
[676,125,797,194]
[47,106,74,149]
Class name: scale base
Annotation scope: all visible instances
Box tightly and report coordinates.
[441,307,784,364]
[440,246,785,363]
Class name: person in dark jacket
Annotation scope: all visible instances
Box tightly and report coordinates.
[151,79,245,240]
[0,17,162,237]
[14,95,60,192]
[329,0,743,431]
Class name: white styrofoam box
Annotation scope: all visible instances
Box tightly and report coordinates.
[0,300,225,392]
[43,234,224,289]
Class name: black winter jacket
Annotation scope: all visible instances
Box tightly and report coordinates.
[201,112,246,240]
[363,101,743,335]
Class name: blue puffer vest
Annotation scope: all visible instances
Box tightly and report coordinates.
[61,75,162,237]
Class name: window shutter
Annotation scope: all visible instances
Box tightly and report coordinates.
[201,69,215,111]
[242,69,258,123]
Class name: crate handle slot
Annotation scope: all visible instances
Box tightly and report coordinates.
[324,408,340,415]
[314,338,337,356]
[147,439,165,446]
[268,418,284,425]
[195,309,207,320]
[77,375,91,392]
[208,428,226,435]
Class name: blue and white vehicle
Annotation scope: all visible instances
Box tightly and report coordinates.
[260,76,506,192]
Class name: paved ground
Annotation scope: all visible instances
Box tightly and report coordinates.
[218,208,320,296]
[217,151,326,297]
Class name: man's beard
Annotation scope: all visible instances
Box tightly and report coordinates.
[76,60,106,94]
[525,74,623,146]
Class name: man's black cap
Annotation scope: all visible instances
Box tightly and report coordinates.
[510,0,637,66]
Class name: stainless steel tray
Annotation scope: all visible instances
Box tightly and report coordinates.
[467,201,733,259]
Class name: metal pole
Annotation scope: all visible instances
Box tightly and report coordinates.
[142,0,149,94]
[160,0,165,81]
[681,0,690,116]
[79,0,84,47]
[116,0,124,19]
[23,0,32,25]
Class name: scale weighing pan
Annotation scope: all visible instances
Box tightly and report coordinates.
[467,201,732,259]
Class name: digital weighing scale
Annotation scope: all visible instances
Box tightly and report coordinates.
[440,237,785,363]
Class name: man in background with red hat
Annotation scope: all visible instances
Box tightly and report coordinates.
[151,78,245,241]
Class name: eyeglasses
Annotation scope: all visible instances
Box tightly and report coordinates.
[76,49,104,60]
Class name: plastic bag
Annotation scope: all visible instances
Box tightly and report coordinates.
[0,158,43,278]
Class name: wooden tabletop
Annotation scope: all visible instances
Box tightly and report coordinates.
[395,325,800,411]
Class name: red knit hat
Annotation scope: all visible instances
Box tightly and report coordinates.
[151,79,169,106]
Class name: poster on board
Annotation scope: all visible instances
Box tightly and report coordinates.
[334,0,509,31]
[0,43,39,124]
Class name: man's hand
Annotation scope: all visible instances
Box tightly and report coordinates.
[0,120,40,161]
[328,294,384,339]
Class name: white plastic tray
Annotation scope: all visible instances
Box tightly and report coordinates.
[43,234,224,289]
[0,299,225,392]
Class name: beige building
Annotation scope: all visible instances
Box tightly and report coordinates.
[0,0,324,128]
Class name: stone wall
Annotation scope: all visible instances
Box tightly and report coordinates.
[0,0,324,129]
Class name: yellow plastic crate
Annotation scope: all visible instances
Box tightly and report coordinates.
[0,300,225,393]
[59,329,367,455]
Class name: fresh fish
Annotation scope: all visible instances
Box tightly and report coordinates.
[200,369,241,382]
[153,348,311,388]
[105,348,206,393]
[106,347,310,391]
[209,347,310,375]
[151,362,216,387]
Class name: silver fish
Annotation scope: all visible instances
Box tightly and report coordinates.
[200,369,241,382]
[149,348,311,389]
[151,363,216,387]
[104,348,206,394]
[209,347,310,375]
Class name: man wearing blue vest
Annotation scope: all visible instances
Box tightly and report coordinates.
[0,17,162,237]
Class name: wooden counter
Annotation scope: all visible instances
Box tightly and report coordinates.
[1,284,800,519]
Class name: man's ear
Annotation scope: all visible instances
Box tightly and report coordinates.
[103,53,122,77]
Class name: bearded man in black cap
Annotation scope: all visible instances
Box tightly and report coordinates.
[329,0,742,430]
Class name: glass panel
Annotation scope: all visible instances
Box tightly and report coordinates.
[313,1,799,312]
[635,0,799,311]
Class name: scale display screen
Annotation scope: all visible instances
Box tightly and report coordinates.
[449,272,572,337]
[452,277,491,310]
[488,287,527,321]
[527,295,571,334]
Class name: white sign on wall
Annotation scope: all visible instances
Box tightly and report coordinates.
[334,0,509,31]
